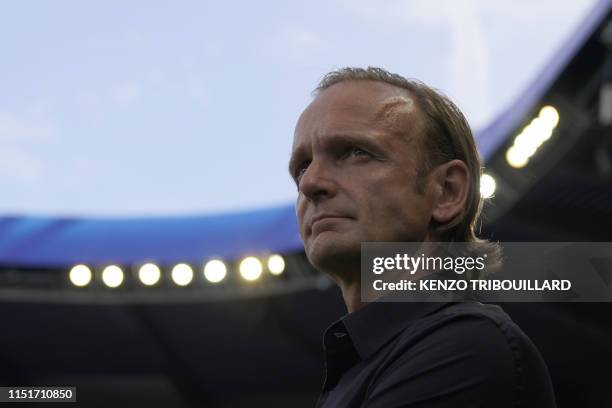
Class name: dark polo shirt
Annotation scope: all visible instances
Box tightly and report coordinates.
[316,300,556,407]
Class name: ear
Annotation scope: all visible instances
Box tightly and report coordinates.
[428,159,470,224]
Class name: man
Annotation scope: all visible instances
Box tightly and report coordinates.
[289,67,556,407]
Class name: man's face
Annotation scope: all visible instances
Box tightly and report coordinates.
[290,80,436,274]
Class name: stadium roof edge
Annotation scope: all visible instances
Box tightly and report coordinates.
[0,204,301,267]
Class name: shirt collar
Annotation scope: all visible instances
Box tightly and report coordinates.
[331,300,452,361]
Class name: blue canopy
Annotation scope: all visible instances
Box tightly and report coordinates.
[0,206,301,267]
[1,0,610,268]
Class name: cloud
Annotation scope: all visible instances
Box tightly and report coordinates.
[476,0,596,25]
[446,0,491,129]
[285,26,321,48]
[111,81,141,108]
[0,111,59,144]
[123,32,144,48]
[0,145,45,182]
[274,24,323,63]
[76,90,107,125]
[338,0,450,26]
[0,111,60,183]
[145,69,165,85]
[189,79,210,108]
[339,0,594,26]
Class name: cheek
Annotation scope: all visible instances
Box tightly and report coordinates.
[363,178,430,234]
[295,195,309,236]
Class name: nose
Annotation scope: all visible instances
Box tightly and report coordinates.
[298,159,337,202]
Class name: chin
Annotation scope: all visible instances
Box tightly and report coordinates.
[306,233,361,273]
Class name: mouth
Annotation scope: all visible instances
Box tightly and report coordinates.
[309,214,351,232]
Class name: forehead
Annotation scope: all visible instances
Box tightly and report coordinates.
[293,80,420,149]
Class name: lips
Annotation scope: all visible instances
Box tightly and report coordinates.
[310,214,350,230]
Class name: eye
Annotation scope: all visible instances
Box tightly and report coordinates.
[294,160,311,181]
[348,147,370,157]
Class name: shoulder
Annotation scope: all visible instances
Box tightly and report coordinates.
[398,302,520,392]
[424,301,554,385]
[406,301,539,359]
[365,302,555,407]
[424,301,527,350]
[401,301,528,357]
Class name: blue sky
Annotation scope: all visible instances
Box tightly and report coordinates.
[0,0,596,216]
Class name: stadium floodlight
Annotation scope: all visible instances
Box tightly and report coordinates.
[239,256,263,281]
[138,263,161,286]
[203,259,227,283]
[506,146,529,168]
[506,105,559,169]
[69,264,92,287]
[539,105,560,128]
[267,254,285,275]
[171,263,194,286]
[102,265,124,288]
[480,174,496,199]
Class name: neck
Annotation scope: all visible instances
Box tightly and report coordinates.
[337,278,368,313]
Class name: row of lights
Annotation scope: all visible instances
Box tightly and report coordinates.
[506,105,560,168]
[68,254,286,288]
[478,105,560,200]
